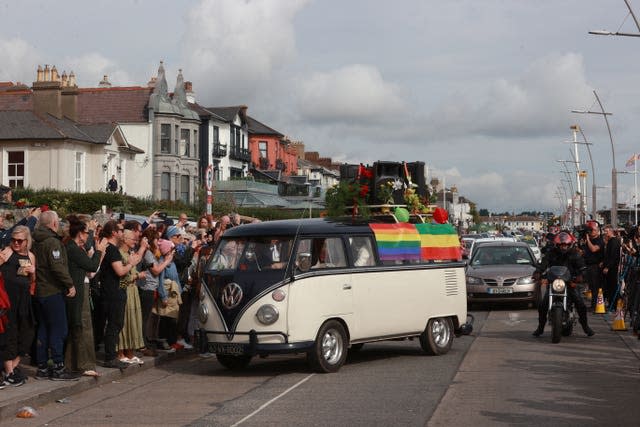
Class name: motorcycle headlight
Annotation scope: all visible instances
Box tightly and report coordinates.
[198,303,209,324]
[552,279,566,292]
[256,304,279,325]
[466,276,483,285]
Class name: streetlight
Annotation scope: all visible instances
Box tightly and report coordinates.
[589,0,640,37]
[571,90,618,227]
[569,125,597,220]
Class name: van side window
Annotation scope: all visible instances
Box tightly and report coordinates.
[296,237,347,269]
[348,236,375,267]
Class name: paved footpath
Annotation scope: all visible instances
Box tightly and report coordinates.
[429,309,640,427]
[0,349,190,422]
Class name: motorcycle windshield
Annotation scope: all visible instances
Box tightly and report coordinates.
[546,265,571,282]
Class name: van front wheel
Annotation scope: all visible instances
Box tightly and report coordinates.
[420,317,453,355]
[307,320,348,373]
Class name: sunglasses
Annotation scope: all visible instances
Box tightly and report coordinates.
[11,238,26,244]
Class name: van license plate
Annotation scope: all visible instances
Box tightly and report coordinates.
[208,343,245,355]
[488,287,513,294]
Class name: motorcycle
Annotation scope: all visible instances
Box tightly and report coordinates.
[544,266,577,343]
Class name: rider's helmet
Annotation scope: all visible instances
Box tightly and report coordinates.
[553,231,575,253]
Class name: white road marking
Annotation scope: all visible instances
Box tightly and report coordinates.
[231,374,315,426]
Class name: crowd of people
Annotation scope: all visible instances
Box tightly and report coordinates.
[0,207,246,388]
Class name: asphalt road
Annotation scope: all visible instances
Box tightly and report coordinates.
[4,307,640,427]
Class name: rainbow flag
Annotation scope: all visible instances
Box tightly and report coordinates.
[415,223,461,261]
[369,223,421,261]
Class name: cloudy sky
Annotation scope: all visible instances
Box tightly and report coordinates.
[2,0,640,214]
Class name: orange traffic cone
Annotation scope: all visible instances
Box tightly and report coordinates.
[594,288,606,314]
[611,298,628,331]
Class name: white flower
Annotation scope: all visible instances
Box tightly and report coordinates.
[392,179,405,191]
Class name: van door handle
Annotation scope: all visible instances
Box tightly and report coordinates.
[343,284,351,290]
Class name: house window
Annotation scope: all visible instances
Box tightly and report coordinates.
[160,124,171,153]
[230,127,237,152]
[213,126,219,144]
[180,175,190,203]
[230,167,243,179]
[74,152,84,192]
[174,125,179,154]
[259,141,268,159]
[193,130,198,158]
[181,129,190,156]
[161,172,171,200]
[7,151,25,188]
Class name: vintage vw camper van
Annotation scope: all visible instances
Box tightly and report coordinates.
[197,217,471,373]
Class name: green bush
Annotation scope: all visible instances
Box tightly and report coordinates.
[11,188,322,221]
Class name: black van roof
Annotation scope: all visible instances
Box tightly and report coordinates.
[222,217,375,238]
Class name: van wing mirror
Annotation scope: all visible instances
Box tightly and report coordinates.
[296,252,312,272]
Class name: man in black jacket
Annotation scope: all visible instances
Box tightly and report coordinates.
[533,232,594,337]
[602,225,622,310]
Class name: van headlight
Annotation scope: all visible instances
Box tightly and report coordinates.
[198,303,209,324]
[256,304,279,325]
[552,279,566,292]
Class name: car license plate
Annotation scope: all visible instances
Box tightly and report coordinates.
[488,287,513,294]
[208,342,245,355]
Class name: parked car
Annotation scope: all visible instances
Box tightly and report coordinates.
[465,241,539,307]
[467,236,518,260]
[519,236,542,262]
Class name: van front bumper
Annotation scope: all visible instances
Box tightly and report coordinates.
[196,328,314,356]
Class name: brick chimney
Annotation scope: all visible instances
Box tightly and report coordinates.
[32,64,63,119]
[61,70,79,121]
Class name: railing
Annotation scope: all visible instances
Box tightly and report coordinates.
[229,147,251,162]
[212,143,227,158]
[275,158,286,171]
[259,157,270,169]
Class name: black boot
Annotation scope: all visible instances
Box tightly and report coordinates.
[580,320,595,337]
[532,324,544,337]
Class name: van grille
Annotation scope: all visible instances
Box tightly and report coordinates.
[444,269,459,296]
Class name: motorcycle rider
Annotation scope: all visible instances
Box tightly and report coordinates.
[533,231,595,337]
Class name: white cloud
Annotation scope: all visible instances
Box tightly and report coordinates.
[0,37,40,83]
[62,52,133,87]
[428,53,594,140]
[295,64,405,124]
[182,0,309,105]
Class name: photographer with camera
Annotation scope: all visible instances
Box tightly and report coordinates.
[579,221,604,309]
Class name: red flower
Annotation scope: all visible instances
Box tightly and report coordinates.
[362,168,373,179]
[359,184,369,198]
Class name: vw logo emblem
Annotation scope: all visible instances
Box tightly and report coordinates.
[221,282,243,309]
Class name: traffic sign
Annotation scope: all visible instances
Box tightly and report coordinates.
[205,164,214,191]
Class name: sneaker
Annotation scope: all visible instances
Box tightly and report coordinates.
[130,356,144,365]
[176,338,194,350]
[5,372,26,387]
[35,368,51,380]
[171,342,184,350]
[12,367,27,382]
[104,359,129,369]
[51,369,81,381]
[119,357,133,364]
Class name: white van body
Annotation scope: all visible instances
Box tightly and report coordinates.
[197,218,471,372]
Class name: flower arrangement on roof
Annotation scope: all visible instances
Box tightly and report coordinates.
[325,164,373,218]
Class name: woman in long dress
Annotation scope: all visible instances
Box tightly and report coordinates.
[117,229,147,364]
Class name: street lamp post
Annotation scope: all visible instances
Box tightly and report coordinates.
[589,0,640,37]
[572,90,617,227]
[570,125,597,219]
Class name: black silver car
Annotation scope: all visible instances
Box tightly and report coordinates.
[465,241,539,307]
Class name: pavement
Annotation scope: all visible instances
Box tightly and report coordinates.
[0,347,197,422]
